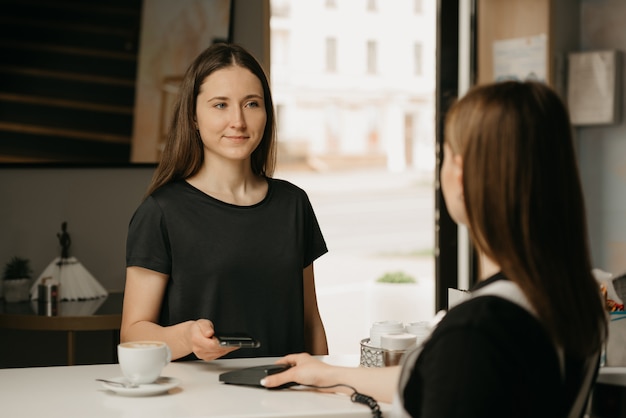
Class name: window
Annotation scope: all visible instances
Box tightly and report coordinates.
[269,0,436,355]
[326,37,337,72]
[367,40,377,74]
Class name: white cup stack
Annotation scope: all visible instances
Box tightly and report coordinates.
[369,320,405,348]
[362,320,434,367]
[380,333,418,351]
[405,321,431,346]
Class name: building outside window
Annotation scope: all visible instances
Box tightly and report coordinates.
[270,0,436,354]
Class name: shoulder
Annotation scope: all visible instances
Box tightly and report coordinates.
[150,180,188,199]
[267,177,310,199]
[421,295,559,372]
[146,181,198,207]
[426,271,553,351]
[425,294,557,368]
[439,295,541,338]
[268,177,305,192]
[131,181,194,219]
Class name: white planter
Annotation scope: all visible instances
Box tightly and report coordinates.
[3,278,32,302]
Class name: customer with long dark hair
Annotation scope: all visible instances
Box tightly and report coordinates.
[263,81,607,418]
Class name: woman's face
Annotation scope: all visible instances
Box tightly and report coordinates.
[195,65,267,165]
[441,142,468,225]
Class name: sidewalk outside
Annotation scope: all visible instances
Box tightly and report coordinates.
[277,167,436,355]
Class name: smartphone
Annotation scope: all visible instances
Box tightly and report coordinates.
[216,333,261,348]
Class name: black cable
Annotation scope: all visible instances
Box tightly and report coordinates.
[298,383,383,418]
[351,391,383,417]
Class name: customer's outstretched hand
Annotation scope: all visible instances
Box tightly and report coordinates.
[189,319,238,361]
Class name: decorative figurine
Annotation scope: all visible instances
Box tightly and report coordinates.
[30,222,108,304]
[57,221,71,260]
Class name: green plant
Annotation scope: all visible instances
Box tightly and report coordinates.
[375,271,417,284]
[3,256,33,280]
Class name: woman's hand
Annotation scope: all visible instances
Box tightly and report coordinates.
[262,352,402,403]
[188,319,239,361]
[121,267,238,361]
[260,353,340,391]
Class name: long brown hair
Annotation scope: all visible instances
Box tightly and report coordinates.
[445,81,606,357]
[145,43,277,197]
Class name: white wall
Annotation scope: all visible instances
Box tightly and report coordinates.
[0,0,270,295]
[0,167,154,293]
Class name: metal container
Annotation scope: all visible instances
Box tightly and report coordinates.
[360,338,409,367]
[37,277,59,316]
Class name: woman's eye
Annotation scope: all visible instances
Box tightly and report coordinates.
[214,103,226,109]
[246,101,260,108]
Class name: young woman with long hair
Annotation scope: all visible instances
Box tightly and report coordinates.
[121,43,329,361]
[263,81,607,418]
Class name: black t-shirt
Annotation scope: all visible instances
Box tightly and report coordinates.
[401,274,583,417]
[126,178,328,359]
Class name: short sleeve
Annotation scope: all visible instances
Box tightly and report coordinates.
[301,191,328,268]
[126,196,172,274]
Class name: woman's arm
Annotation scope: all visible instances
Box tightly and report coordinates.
[262,353,401,404]
[120,266,236,361]
[303,264,328,355]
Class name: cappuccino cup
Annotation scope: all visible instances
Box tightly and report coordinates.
[117,341,171,385]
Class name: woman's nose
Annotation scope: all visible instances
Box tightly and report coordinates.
[230,108,246,129]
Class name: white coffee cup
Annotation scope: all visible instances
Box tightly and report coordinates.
[117,341,171,385]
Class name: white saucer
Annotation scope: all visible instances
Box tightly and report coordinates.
[100,376,181,396]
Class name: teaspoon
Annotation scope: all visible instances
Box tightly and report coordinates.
[96,378,138,388]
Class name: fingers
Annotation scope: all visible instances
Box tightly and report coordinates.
[276,352,309,366]
[189,319,240,361]
[261,367,296,388]
[195,319,215,338]
[193,338,239,361]
[263,353,314,388]
[198,345,239,361]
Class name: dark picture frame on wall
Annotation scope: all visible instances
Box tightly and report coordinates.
[0,0,233,165]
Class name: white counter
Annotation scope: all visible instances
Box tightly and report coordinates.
[0,355,391,418]
[3,356,621,417]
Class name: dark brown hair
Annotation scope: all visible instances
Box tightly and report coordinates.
[445,80,607,357]
[146,43,276,197]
